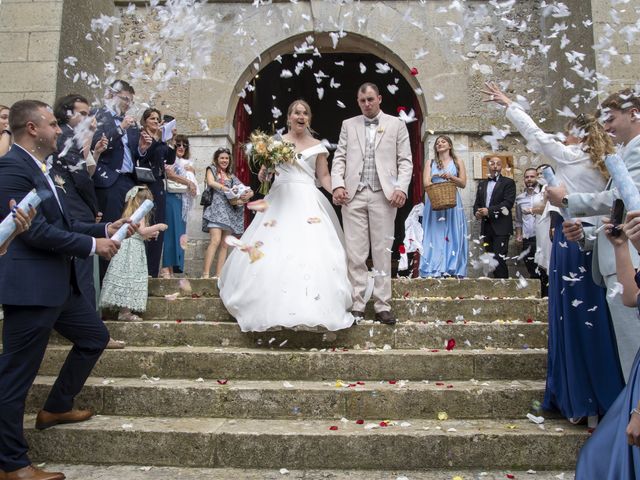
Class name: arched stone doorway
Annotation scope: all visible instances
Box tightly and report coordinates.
[229,33,427,272]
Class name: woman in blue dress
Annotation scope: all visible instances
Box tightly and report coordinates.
[576,212,640,478]
[484,81,623,428]
[419,135,468,278]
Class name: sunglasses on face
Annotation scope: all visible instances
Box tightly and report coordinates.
[176,142,189,148]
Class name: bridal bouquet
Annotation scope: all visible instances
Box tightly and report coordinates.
[246,130,296,194]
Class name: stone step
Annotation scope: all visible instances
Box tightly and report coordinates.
[45,321,548,349]
[40,346,546,380]
[148,277,541,299]
[27,376,551,420]
[24,415,586,470]
[133,297,546,323]
[34,465,577,479]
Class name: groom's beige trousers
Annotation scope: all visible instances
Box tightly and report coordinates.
[342,186,396,313]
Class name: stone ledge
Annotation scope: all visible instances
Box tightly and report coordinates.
[25,415,586,470]
[27,376,553,421]
[39,346,547,381]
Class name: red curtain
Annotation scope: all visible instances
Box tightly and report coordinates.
[408,97,424,277]
[409,97,424,207]
[233,93,253,227]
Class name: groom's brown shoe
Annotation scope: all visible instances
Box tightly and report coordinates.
[35,409,92,430]
[374,310,397,325]
[5,465,65,480]
[351,310,365,321]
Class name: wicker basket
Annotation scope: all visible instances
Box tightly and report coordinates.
[425,182,457,211]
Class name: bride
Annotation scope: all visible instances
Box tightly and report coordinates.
[218,100,355,332]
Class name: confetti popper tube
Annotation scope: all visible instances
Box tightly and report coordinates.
[605,154,640,211]
[541,167,571,219]
[0,189,41,246]
[111,199,154,242]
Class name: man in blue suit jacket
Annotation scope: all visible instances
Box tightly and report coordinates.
[51,94,102,311]
[92,80,151,280]
[0,100,130,480]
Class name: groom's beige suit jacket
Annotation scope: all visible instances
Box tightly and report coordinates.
[331,112,413,200]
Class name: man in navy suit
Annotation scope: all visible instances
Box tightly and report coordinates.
[473,156,516,278]
[51,94,104,310]
[0,100,130,480]
[92,80,151,279]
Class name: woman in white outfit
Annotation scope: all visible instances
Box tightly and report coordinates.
[219,100,354,332]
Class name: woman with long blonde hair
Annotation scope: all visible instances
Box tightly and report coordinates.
[483,81,623,429]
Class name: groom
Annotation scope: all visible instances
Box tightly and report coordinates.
[332,82,413,325]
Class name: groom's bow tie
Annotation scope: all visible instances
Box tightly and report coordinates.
[488,176,498,182]
[365,118,379,127]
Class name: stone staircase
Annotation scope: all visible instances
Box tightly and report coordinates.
[19,278,583,479]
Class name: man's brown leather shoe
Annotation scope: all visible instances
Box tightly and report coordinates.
[35,409,92,430]
[5,465,65,480]
[374,310,397,325]
[351,310,365,321]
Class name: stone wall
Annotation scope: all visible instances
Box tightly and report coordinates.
[0,0,64,106]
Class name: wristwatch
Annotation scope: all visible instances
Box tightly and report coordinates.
[561,195,569,208]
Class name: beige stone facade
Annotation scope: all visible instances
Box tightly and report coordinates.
[0,0,638,274]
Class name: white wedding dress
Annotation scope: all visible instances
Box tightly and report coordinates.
[218,143,355,332]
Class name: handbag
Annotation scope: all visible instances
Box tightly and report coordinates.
[200,187,213,206]
[166,178,188,194]
[134,166,156,184]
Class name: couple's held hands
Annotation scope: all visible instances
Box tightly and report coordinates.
[475,208,489,220]
[332,187,349,205]
[390,190,406,208]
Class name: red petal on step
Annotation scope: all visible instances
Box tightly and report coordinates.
[329,425,339,431]
[217,379,228,385]
[355,419,364,425]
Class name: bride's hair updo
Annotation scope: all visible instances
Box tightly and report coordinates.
[286,99,317,136]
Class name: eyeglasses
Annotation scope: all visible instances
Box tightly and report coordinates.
[216,148,231,154]
[176,142,189,148]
